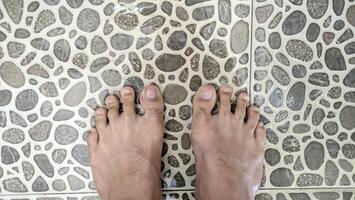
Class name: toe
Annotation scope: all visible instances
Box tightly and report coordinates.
[192,84,217,117]
[121,87,136,117]
[106,95,120,122]
[87,128,99,151]
[234,92,249,120]
[246,106,260,130]
[95,108,108,130]
[255,123,266,145]
[140,84,164,121]
[218,85,233,115]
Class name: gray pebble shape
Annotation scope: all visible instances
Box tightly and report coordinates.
[77,8,100,32]
[34,154,54,177]
[230,20,249,54]
[15,89,38,111]
[71,144,90,166]
[0,61,25,88]
[307,0,328,19]
[163,84,188,105]
[110,33,134,50]
[34,9,56,33]
[167,31,188,51]
[63,81,87,107]
[54,125,79,145]
[304,141,325,170]
[54,39,71,62]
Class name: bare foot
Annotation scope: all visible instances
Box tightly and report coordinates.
[191,84,266,200]
[87,84,164,200]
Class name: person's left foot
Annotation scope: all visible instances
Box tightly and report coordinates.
[87,84,164,200]
[191,85,266,200]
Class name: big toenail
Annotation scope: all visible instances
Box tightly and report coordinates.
[258,122,264,127]
[145,87,157,100]
[200,88,213,100]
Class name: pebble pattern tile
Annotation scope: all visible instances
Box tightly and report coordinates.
[255,189,355,200]
[0,0,354,198]
[0,0,251,194]
[252,0,355,189]
[0,193,100,200]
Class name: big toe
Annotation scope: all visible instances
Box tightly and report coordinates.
[140,84,164,120]
[192,84,217,118]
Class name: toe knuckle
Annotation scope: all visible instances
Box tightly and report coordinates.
[146,108,164,119]
[260,128,267,134]
[234,113,244,121]
[87,132,95,139]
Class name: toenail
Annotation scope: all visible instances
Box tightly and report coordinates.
[258,122,264,127]
[145,86,158,100]
[121,87,133,95]
[200,87,213,100]
[221,86,232,93]
[96,109,105,115]
[241,93,250,102]
[252,106,260,113]
[106,96,114,104]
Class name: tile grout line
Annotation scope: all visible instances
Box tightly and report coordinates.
[1,187,355,197]
[0,192,99,197]
[257,187,355,190]
[248,0,254,101]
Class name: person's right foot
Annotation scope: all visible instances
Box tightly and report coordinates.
[191,84,266,200]
[87,84,164,200]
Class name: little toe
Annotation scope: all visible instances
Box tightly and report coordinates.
[255,123,266,145]
[106,95,120,122]
[140,84,164,121]
[192,84,217,117]
[218,85,233,115]
[87,128,99,151]
[95,107,108,130]
[246,106,260,130]
[121,87,136,118]
[234,92,249,120]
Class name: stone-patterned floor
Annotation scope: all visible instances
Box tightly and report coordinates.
[0,0,354,199]
[252,0,355,190]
